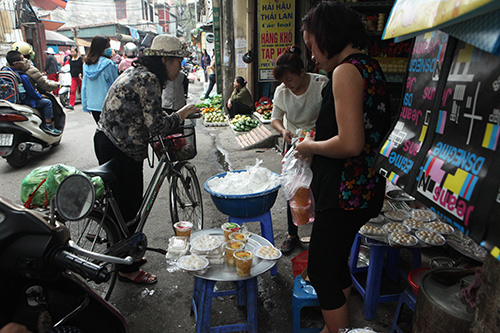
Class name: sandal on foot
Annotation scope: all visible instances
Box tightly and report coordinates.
[118,270,157,285]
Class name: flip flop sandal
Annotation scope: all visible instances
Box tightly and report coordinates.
[118,270,158,285]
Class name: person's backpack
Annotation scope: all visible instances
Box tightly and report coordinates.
[0,67,25,104]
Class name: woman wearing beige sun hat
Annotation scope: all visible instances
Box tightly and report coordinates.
[94,34,199,285]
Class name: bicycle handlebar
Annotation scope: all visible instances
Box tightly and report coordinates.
[52,249,110,284]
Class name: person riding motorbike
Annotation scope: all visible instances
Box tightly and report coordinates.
[6,51,61,135]
[44,48,59,95]
[11,41,59,93]
[118,42,137,74]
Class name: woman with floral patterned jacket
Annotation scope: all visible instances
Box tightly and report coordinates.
[94,35,198,285]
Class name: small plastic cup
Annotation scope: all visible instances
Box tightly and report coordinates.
[174,221,193,238]
[225,240,245,266]
[229,231,249,244]
[221,222,241,241]
[233,250,253,277]
[290,201,311,226]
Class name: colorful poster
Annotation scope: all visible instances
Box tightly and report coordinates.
[383,0,500,41]
[257,0,295,82]
[375,31,450,193]
[375,31,500,257]
[416,40,500,242]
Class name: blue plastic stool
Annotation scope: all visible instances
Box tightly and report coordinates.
[391,288,417,333]
[291,276,322,333]
[229,211,277,276]
[349,233,421,320]
[191,277,258,333]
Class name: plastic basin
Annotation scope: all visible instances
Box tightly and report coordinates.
[291,250,309,278]
[204,170,281,217]
[408,267,430,296]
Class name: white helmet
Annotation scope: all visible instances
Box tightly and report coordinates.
[12,41,34,58]
[124,42,138,58]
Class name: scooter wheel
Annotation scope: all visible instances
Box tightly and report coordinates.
[60,92,70,108]
[6,146,28,168]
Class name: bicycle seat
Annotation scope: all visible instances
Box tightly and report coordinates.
[83,159,119,183]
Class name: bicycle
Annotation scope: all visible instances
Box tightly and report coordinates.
[63,122,203,300]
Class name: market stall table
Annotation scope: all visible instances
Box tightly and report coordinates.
[349,233,423,320]
[188,228,278,333]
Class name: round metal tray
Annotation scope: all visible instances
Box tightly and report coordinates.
[190,229,276,281]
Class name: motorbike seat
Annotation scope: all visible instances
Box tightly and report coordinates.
[0,100,42,117]
[83,159,119,184]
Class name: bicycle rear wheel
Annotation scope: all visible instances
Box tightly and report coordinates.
[170,162,203,231]
[63,210,120,301]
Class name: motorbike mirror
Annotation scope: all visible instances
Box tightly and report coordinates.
[55,174,95,221]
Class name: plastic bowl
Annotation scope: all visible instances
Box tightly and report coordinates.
[204,170,281,217]
[408,267,430,296]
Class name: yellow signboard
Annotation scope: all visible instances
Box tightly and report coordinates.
[257,0,295,82]
[383,0,500,40]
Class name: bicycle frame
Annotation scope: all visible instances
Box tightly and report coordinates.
[89,135,199,258]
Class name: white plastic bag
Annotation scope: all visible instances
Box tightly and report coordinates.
[280,146,313,201]
[280,145,315,225]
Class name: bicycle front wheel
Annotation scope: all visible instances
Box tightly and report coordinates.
[170,162,204,231]
[63,210,120,301]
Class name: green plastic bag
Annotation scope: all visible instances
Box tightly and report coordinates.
[20,165,52,207]
[45,164,104,200]
[45,164,83,199]
[21,164,104,208]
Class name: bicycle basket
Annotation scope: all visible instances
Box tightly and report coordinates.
[153,124,197,161]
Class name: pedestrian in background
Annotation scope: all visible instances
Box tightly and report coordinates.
[162,70,188,114]
[94,34,198,285]
[44,47,59,95]
[295,2,391,332]
[200,49,210,82]
[67,46,83,110]
[118,42,138,74]
[271,45,328,255]
[82,35,118,123]
[226,76,253,118]
[202,57,216,100]
[63,50,71,66]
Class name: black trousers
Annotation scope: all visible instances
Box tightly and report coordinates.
[227,100,252,118]
[308,209,371,310]
[91,111,101,124]
[204,73,216,99]
[94,131,143,273]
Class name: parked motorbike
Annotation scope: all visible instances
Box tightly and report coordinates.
[58,64,80,108]
[0,93,65,168]
[0,174,132,332]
